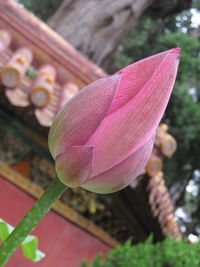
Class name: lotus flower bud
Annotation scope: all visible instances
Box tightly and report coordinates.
[48,49,181,193]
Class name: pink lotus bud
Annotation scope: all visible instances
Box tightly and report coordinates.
[48,48,181,193]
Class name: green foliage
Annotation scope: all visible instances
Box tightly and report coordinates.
[84,237,200,267]
[113,15,200,78]
[18,0,63,21]
[0,219,45,262]
[193,0,200,9]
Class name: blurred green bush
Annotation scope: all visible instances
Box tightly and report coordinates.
[83,237,200,267]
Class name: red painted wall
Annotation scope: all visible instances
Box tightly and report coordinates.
[0,177,110,267]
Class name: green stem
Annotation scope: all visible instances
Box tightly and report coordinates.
[0,177,67,266]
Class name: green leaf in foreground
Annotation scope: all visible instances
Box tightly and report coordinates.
[0,219,45,262]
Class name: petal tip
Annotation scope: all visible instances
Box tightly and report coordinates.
[170,48,181,60]
[172,47,181,54]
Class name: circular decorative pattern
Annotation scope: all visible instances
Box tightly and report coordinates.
[146,156,163,177]
[30,87,51,108]
[161,135,177,157]
[1,67,20,88]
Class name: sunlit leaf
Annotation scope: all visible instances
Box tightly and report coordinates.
[0,219,45,262]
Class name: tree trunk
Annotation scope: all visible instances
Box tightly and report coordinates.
[48,0,154,68]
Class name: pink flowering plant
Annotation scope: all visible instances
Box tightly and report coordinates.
[0,49,181,265]
[49,48,180,194]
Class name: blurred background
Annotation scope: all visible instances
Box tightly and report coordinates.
[0,0,200,265]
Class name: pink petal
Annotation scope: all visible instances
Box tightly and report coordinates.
[81,135,154,194]
[48,74,121,158]
[87,48,180,175]
[107,49,176,115]
[55,145,93,188]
